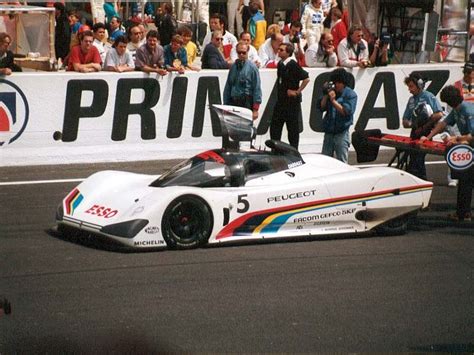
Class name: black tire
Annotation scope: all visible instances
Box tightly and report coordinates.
[375,216,408,236]
[161,195,213,249]
[57,223,80,238]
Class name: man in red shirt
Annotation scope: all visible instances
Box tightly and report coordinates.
[67,30,102,72]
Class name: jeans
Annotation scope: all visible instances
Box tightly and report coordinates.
[322,129,350,163]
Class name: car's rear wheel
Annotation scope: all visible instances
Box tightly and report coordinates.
[161,195,213,249]
[375,216,409,236]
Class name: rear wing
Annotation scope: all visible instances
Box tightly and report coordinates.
[211,104,256,150]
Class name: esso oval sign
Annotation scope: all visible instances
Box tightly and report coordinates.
[446,145,473,171]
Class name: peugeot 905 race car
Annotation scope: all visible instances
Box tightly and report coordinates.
[55,105,433,250]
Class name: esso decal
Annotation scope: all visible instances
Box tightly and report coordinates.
[446,145,473,171]
[85,204,118,218]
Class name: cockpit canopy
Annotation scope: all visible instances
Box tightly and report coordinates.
[151,144,304,188]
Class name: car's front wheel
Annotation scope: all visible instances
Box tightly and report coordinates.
[161,195,213,249]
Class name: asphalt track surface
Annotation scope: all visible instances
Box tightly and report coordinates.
[1,153,473,352]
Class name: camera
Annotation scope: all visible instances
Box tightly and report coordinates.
[379,33,391,46]
[291,32,301,44]
[1,297,11,315]
[322,81,335,95]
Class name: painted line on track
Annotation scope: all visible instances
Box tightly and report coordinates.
[0,160,449,187]
[0,178,84,186]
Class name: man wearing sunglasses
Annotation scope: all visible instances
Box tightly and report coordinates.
[270,42,310,149]
[224,42,262,120]
[201,30,231,69]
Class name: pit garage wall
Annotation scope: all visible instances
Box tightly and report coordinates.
[0,63,462,167]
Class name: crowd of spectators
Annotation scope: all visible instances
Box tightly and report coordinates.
[0,0,397,75]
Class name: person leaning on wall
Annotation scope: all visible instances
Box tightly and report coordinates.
[67,30,102,73]
[0,33,22,75]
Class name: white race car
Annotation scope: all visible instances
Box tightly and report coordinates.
[55,105,433,250]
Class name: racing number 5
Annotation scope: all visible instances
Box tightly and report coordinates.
[237,194,250,213]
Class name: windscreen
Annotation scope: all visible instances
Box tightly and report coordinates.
[151,154,230,188]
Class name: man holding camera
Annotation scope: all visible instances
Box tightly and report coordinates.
[368,34,391,67]
[283,20,305,65]
[318,68,357,163]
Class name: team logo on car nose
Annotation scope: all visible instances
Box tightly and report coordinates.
[0,80,29,146]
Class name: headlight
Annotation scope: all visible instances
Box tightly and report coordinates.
[101,219,149,238]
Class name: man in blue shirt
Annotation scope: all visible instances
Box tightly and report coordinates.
[201,31,231,69]
[318,68,357,163]
[402,72,444,179]
[421,85,473,222]
[108,16,125,43]
[223,42,262,120]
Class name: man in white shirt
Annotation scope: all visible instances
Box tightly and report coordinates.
[258,32,283,68]
[337,25,369,68]
[201,13,237,61]
[283,20,305,64]
[230,31,261,67]
[92,22,109,67]
[126,23,145,61]
[305,32,337,67]
[104,35,135,72]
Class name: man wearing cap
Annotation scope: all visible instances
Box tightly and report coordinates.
[318,67,357,163]
[454,62,474,103]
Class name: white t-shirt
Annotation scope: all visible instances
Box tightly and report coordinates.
[230,44,261,66]
[104,48,135,68]
[93,38,109,67]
